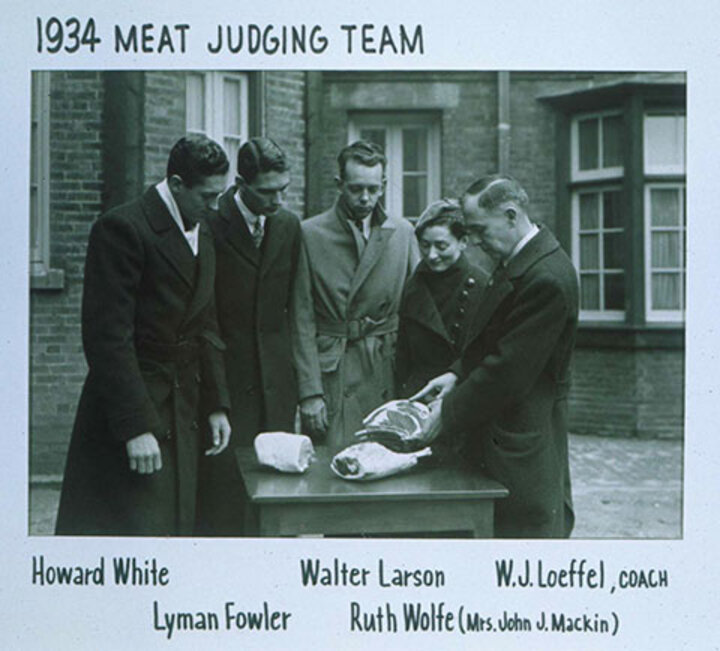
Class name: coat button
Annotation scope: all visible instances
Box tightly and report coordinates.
[165,428,173,439]
[465,276,476,288]
[459,290,469,301]
[458,306,466,316]
[173,379,181,389]
[195,373,201,384]
[488,278,494,287]
[191,421,199,430]
[451,323,461,332]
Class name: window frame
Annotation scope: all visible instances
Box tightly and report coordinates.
[348,112,441,222]
[30,71,51,278]
[571,184,627,322]
[185,71,249,187]
[570,109,624,183]
[644,182,686,323]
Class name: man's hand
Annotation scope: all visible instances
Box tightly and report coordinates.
[126,432,162,474]
[300,396,328,436]
[410,372,458,403]
[206,411,232,456]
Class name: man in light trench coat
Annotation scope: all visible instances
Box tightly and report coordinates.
[292,141,420,450]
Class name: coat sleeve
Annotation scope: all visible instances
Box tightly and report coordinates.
[442,272,570,435]
[290,235,324,400]
[198,295,231,419]
[81,213,160,442]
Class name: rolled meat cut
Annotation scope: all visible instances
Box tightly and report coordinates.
[353,399,436,452]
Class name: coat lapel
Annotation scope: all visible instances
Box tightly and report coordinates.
[401,274,451,341]
[180,220,214,328]
[464,226,561,345]
[143,187,196,287]
[259,213,288,277]
[347,206,396,306]
[218,189,261,267]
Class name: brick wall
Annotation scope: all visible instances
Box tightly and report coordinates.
[569,347,684,439]
[264,71,307,217]
[144,72,187,185]
[30,71,104,476]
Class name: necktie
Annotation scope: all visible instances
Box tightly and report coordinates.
[351,218,367,242]
[251,218,264,248]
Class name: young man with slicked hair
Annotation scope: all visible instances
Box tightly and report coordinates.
[56,136,232,536]
[292,140,420,450]
[196,137,301,536]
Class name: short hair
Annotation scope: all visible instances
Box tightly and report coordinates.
[415,199,466,240]
[337,140,387,179]
[464,174,529,212]
[236,137,288,183]
[166,135,229,187]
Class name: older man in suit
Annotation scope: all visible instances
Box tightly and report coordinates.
[292,141,420,450]
[55,136,232,536]
[414,175,579,538]
[195,137,301,536]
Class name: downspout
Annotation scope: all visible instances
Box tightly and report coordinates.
[497,71,510,174]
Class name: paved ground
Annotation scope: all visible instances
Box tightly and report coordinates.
[29,433,683,538]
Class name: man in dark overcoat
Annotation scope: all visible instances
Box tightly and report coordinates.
[55,136,232,537]
[195,137,301,536]
[414,175,579,538]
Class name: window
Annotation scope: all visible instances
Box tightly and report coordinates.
[571,110,626,321]
[573,187,626,319]
[186,72,249,186]
[30,72,51,277]
[569,104,686,325]
[644,112,686,322]
[348,113,440,221]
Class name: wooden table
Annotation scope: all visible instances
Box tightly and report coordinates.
[236,447,508,538]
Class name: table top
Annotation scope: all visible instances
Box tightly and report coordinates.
[236,446,508,505]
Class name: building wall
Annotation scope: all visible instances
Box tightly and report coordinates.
[569,348,684,439]
[29,71,103,476]
[264,71,307,217]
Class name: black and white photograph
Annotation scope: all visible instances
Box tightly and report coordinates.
[28,68,685,541]
[2,1,718,649]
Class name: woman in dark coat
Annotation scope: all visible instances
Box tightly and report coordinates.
[396,199,488,398]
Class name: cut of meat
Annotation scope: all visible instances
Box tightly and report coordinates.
[331,442,432,481]
[354,399,436,451]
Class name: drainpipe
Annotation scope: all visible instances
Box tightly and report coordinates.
[497,71,510,174]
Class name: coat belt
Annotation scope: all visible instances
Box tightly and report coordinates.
[315,314,399,341]
[135,337,200,362]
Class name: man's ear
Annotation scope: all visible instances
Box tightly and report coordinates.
[168,174,184,194]
[334,175,343,191]
[504,206,517,223]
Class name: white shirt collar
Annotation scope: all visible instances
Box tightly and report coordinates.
[155,179,200,256]
[234,189,266,231]
[505,223,540,265]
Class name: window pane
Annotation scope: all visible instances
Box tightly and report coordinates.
[360,128,386,152]
[402,129,428,171]
[604,232,625,269]
[580,274,600,310]
[645,114,685,171]
[578,118,599,170]
[603,190,623,228]
[604,273,625,310]
[186,74,205,133]
[30,187,40,259]
[652,232,680,268]
[652,273,681,309]
[650,188,680,226]
[580,234,599,269]
[223,78,242,135]
[579,193,599,229]
[403,175,427,218]
[602,114,622,168]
